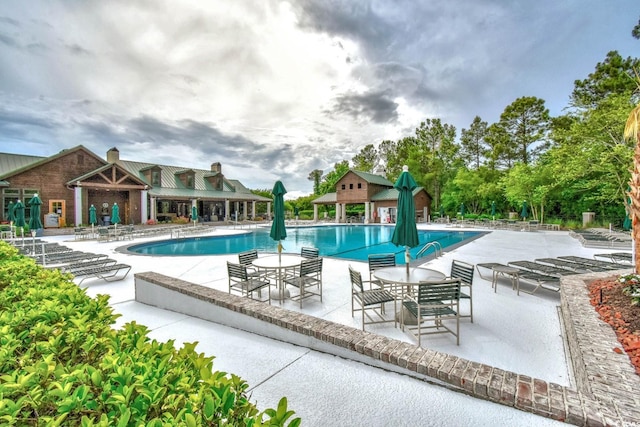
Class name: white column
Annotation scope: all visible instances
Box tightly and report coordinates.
[423,207,428,223]
[341,204,347,223]
[243,201,248,220]
[225,199,230,221]
[140,190,148,224]
[267,202,271,220]
[252,201,256,220]
[335,203,340,223]
[364,202,370,224]
[313,204,318,222]
[150,197,157,221]
[74,186,82,226]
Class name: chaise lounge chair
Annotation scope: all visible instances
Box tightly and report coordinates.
[557,256,622,271]
[475,262,561,294]
[593,252,633,265]
[507,260,578,277]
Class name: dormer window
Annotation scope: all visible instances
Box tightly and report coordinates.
[175,169,196,189]
[152,170,161,186]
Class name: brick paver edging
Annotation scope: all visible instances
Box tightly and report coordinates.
[560,270,640,425]
[134,271,635,426]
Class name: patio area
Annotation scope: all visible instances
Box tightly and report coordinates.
[32,223,634,425]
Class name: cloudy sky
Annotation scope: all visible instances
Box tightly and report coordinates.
[0,1,638,198]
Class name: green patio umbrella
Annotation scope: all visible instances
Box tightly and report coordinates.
[7,201,15,223]
[14,200,25,237]
[270,180,287,261]
[624,194,632,231]
[460,203,465,218]
[28,193,43,230]
[491,201,496,218]
[191,205,198,226]
[89,204,97,225]
[89,204,97,236]
[391,166,419,273]
[111,203,121,227]
[521,201,528,221]
[439,205,444,218]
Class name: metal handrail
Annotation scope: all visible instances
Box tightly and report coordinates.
[417,241,442,259]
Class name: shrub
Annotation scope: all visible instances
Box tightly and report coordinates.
[0,242,300,426]
[620,274,640,306]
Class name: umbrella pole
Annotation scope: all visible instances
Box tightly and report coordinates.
[278,241,282,263]
[405,246,410,275]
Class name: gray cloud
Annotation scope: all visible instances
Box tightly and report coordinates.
[326,90,398,123]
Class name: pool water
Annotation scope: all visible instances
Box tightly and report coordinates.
[127,225,483,264]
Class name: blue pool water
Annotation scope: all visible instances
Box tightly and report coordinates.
[127,225,484,264]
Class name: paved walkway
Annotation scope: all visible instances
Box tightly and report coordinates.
[32,224,634,425]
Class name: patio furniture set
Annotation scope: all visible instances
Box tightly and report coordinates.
[228,247,323,308]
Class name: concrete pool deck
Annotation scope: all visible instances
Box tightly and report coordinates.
[31,223,637,425]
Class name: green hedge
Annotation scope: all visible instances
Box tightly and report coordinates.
[0,242,300,426]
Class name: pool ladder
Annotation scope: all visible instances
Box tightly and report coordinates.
[416,241,443,259]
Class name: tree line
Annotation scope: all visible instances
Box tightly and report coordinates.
[253,23,640,226]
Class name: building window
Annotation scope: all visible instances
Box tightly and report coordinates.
[187,174,194,189]
[341,184,345,190]
[77,154,84,165]
[357,183,362,189]
[151,171,161,186]
[349,184,353,189]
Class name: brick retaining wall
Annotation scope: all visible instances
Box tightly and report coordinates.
[135,271,640,426]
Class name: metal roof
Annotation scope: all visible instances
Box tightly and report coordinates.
[312,192,337,204]
[371,186,426,201]
[347,170,393,187]
[117,160,270,201]
[0,152,45,177]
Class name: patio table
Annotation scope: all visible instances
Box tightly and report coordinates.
[373,266,446,325]
[252,254,304,302]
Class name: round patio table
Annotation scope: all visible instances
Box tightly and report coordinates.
[373,266,446,325]
[252,254,304,302]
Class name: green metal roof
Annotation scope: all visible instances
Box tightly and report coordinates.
[312,192,337,204]
[117,159,270,202]
[0,152,44,177]
[371,187,426,201]
[348,170,393,187]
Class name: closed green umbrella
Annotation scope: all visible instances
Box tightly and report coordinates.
[89,204,97,236]
[89,204,97,225]
[491,201,496,218]
[391,166,419,273]
[191,205,198,226]
[270,180,287,260]
[624,195,632,231]
[111,203,121,226]
[7,201,15,223]
[521,201,528,221]
[439,205,444,218]
[28,194,43,230]
[460,203,465,218]
[14,200,25,234]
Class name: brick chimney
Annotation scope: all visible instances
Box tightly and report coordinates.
[107,147,120,163]
[211,162,221,173]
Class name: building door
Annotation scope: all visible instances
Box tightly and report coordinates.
[49,200,66,226]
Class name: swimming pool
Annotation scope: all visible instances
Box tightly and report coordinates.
[126,225,484,264]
